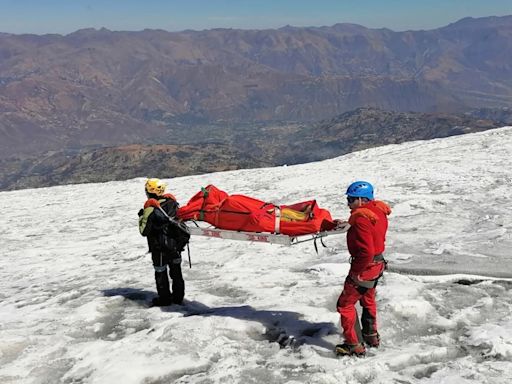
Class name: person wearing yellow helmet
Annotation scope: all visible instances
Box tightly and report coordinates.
[145,178,167,197]
[138,178,186,306]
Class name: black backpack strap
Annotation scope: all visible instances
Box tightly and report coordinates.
[160,198,179,218]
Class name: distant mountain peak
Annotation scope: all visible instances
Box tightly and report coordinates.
[443,14,512,29]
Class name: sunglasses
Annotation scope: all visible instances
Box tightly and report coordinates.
[347,196,359,203]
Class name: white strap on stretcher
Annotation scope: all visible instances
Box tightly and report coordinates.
[274,206,281,234]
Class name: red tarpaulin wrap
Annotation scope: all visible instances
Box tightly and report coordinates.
[177,185,336,236]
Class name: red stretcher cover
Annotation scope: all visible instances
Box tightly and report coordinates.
[177,184,336,236]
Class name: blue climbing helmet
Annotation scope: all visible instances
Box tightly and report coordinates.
[346,181,374,200]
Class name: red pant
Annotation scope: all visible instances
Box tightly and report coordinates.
[336,279,378,344]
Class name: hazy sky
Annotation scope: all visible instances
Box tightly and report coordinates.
[1,0,511,35]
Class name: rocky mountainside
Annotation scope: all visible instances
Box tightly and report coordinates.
[1,108,502,190]
[0,143,270,190]
[1,16,512,158]
[277,108,504,164]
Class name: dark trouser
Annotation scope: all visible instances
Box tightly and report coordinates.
[336,280,378,345]
[152,249,185,304]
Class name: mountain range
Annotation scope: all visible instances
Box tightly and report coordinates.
[2,16,512,156]
[1,15,512,189]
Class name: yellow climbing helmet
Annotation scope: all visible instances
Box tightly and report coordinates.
[145,178,167,196]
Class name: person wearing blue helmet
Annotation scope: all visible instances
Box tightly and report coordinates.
[346,180,374,200]
[335,181,392,357]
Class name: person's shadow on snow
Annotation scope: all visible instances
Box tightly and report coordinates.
[102,287,155,303]
[101,287,338,352]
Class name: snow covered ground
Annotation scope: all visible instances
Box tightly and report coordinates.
[1,127,512,383]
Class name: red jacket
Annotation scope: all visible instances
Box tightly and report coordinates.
[346,200,391,282]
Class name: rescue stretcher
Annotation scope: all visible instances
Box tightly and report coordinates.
[177,185,350,249]
[187,221,350,247]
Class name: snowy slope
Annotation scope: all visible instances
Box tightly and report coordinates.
[1,127,512,383]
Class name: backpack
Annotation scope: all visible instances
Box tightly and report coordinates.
[159,197,190,253]
[161,219,190,253]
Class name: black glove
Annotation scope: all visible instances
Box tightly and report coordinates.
[138,209,144,217]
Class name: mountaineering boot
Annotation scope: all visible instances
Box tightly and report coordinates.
[335,343,366,357]
[363,332,380,348]
[150,296,173,307]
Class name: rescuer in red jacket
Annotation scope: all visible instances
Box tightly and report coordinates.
[335,181,391,357]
